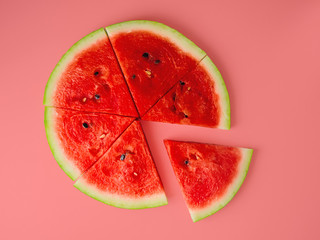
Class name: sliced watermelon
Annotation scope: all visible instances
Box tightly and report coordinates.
[43,28,138,117]
[106,20,206,117]
[164,140,252,222]
[45,107,135,180]
[143,56,230,129]
[74,121,167,209]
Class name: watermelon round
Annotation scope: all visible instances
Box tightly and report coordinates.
[164,140,253,222]
[43,20,248,214]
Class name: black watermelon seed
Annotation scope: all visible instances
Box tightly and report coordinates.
[94,71,99,76]
[142,52,149,58]
[179,81,185,86]
[120,154,126,161]
[172,93,176,101]
[184,114,188,118]
[184,160,189,165]
[95,94,100,99]
[154,59,161,64]
[132,75,136,79]
[82,122,89,128]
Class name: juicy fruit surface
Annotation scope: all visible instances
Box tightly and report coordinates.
[47,29,138,117]
[107,29,202,116]
[45,107,134,180]
[75,121,167,208]
[164,140,242,209]
[143,58,222,128]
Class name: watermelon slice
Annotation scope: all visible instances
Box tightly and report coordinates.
[74,121,167,209]
[106,20,206,116]
[43,28,138,117]
[143,56,230,129]
[164,140,252,222]
[45,107,135,180]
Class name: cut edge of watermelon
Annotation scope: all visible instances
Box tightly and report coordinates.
[105,20,206,61]
[189,148,253,222]
[43,28,107,107]
[44,107,80,180]
[200,56,230,130]
[74,178,168,209]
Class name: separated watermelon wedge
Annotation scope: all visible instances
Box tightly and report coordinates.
[143,56,230,129]
[44,107,135,180]
[164,140,252,222]
[74,121,167,209]
[43,28,138,117]
[106,20,206,117]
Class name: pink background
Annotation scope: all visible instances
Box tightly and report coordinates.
[1,0,320,239]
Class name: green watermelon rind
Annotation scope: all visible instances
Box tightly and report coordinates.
[44,107,80,180]
[43,28,107,106]
[189,148,253,222]
[73,179,168,209]
[200,56,231,130]
[105,20,207,62]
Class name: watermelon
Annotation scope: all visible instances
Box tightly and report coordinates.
[164,140,252,222]
[106,20,206,117]
[44,107,135,180]
[143,56,230,129]
[43,28,138,117]
[74,121,167,209]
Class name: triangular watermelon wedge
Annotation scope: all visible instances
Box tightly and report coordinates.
[43,28,138,117]
[143,56,230,129]
[164,140,252,222]
[106,20,206,117]
[45,107,135,180]
[74,121,168,209]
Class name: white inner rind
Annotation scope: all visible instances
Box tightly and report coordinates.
[189,148,253,222]
[74,177,168,209]
[44,107,80,180]
[43,28,107,106]
[105,20,206,62]
[199,56,230,130]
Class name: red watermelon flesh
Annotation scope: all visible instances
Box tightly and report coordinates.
[164,140,252,222]
[143,56,230,129]
[106,21,206,117]
[74,121,167,209]
[44,28,138,117]
[45,107,135,180]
